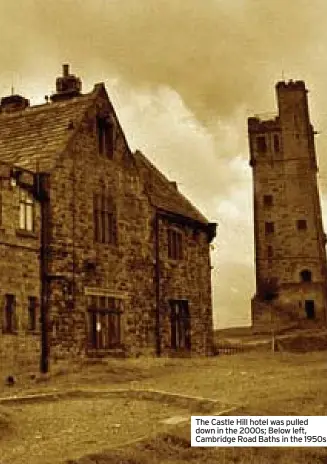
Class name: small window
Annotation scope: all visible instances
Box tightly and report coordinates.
[93,194,117,245]
[273,134,280,153]
[305,300,315,320]
[267,246,273,259]
[297,219,307,231]
[3,294,16,333]
[256,136,267,153]
[97,117,114,159]
[168,228,183,260]
[263,195,273,207]
[27,296,38,331]
[19,189,34,231]
[300,269,312,282]
[265,222,275,235]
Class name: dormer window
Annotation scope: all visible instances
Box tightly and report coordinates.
[97,117,114,159]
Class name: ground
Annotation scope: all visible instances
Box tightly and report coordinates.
[0,350,327,463]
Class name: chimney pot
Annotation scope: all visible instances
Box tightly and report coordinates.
[63,64,70,77]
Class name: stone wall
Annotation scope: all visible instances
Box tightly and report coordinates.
[47,89,214,358]
[0,174,41,369]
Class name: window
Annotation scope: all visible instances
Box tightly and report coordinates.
[170,300,191,350]
[273,134,280,153]
[3,294,16,333]
[263,195,273,207]
[305,300,315,320]
[168,228,183,260]
[93,194,116,244]
[265,222,275,235]
[267,246,273,259]
[297,219,307,231]
[97,117,114,159]
[87,295,122,349]
[256,136,267,153]
[27,296,38,331]
[300,269,312,283]
[19,189,34,231]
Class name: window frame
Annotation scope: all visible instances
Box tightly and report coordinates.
[27,296,38,332]
[87,295,122,350]
[97,116,114,159]
[265,221,275,235]
[93,194,116,245]
[19,189,34,232]
[168,227,183,260]
[3,294,16,334]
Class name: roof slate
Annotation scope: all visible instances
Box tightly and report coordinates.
[0,92,95,172]
[0,85,209,225]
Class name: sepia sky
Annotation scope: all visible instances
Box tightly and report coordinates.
[1,0,327,327]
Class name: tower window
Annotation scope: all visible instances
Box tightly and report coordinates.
[265,222,275,235]
[297,219,307,231]
[300,269,312,282]
[263,195,273,207]
[273,134,280,153]
[256,136,267,153]
[267,246,273,259]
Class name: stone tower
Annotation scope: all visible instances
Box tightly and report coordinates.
[248,80,327,329]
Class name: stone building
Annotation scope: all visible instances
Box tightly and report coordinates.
[248,80,327,329]
[0,65,216,368]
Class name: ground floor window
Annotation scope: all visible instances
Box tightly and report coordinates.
[170,299,191,350]
[3,294,16,333]
[87,295,122,349]
[27,296,38,331]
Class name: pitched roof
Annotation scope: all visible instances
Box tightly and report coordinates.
[133,150,208,224]
[0,84,209,225]
[0,90,97,172]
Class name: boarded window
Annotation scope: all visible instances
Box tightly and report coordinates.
[19,189,34,231]
[97,117,114,159]
[93,194,117,244]
[256,136,267,153]
[265,222,275,235]
[170,300,191,350]
[27,296,38,331]
[168,228,183,260]
[297,219,307,231]
[86,296,122,349]
[3,294,16,333]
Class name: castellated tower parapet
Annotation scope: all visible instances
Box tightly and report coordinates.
[248,80,327,331]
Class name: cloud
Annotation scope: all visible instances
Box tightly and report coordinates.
[1,0,327,327]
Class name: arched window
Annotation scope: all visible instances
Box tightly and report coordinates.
[300,269,312,282]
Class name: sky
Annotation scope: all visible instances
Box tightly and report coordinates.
[1,0,327,327]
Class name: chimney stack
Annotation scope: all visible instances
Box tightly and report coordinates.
[51,64,82,102]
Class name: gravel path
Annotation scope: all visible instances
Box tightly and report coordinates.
[0,397,187,464]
